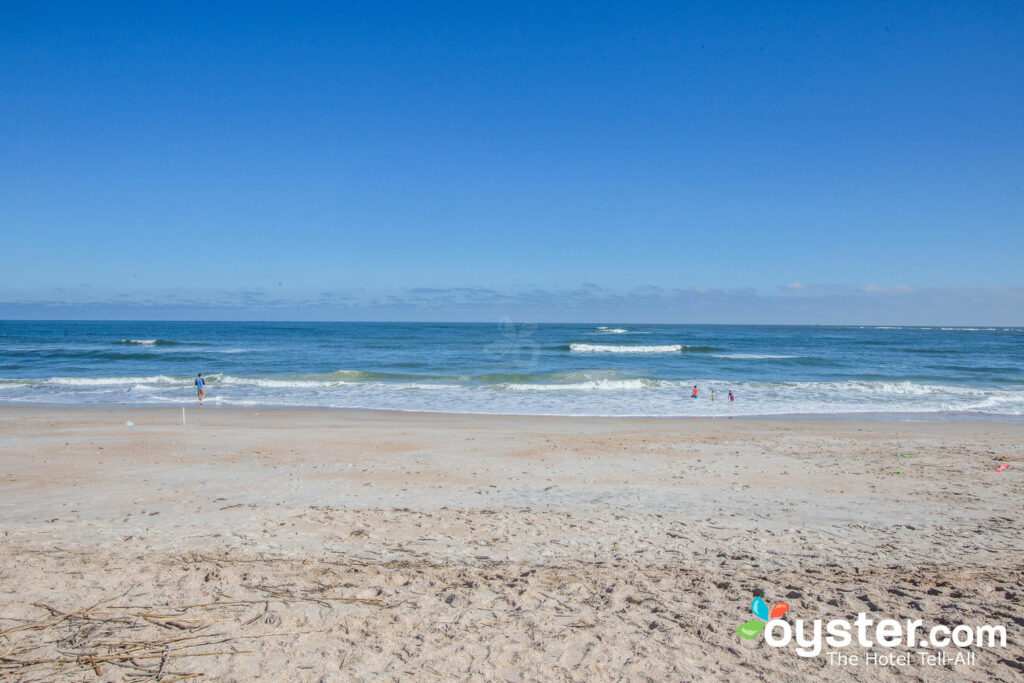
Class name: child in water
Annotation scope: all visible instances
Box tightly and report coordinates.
[728,390,735,402]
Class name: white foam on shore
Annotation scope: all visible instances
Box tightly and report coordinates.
[504,379,651,391]
[3,375,1024,417]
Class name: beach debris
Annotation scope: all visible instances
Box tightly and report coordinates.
[0,589,342,680]
[893,471,905,475]
[125,421,134,427]
[994,464,1010,472]
[895,453,912,458]
[997,456,1010,462]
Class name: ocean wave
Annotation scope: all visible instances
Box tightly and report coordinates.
[4,345,238,359]
[3,374,1023,416]
[115,339,246,353]
[899,348,959,355]
[261,370,436,383]
[595,327,629,334]
[6,374,1016,397]
[570,343,682,353]
[219,377,340,388]
[46,375,188,386]
[769,380,996,397]
[3,349,165,361]
[939,327,997,332]
[217,370,462,388]
[117,339,186,346]
[713,353,801,359]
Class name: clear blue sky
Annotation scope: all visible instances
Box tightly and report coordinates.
[2,1,1022,322]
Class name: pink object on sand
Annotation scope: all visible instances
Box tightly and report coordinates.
[994,464,1010,472]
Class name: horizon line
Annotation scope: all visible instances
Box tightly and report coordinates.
[2,319,1021,328]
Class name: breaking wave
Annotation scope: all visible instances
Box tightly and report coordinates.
[570,343,682,353]
[713,353,802,359]
[117,339,186,346]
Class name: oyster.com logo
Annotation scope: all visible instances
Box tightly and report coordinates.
[737,596,789,640]
[736,591,1007,664]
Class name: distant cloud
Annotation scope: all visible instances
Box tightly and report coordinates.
[1,284,1022,325]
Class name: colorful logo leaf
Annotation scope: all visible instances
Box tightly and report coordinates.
[737,595,790,639]
[738,619,765,639]
[751,597,770,621]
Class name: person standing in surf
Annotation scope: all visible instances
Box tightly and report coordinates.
[195,373,206,406]
[691,385,698,399]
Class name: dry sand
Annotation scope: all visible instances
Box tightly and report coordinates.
[0,407,1022,681]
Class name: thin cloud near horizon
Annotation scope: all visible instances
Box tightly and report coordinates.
[1,284,1022,326]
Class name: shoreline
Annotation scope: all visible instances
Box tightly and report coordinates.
[3,403,1024,424]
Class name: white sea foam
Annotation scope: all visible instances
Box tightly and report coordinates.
[48,375,184,386]
[119,339,159,345]
[504,379,651,391]
[219,376,348,388]
[570,343,682,353]
[854,381,988,396]
[4,374,1023,417]
[595,327,629,334]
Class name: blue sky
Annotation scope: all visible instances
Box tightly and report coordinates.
[2,1,1022,322]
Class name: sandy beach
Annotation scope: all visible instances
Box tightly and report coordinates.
[1,407,1022,681]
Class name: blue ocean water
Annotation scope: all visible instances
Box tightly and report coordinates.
[1,321,1022,418]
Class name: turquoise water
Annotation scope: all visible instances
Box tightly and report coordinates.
[1,321,1022,418]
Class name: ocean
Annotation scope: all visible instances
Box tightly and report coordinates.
[1,321,1022,419]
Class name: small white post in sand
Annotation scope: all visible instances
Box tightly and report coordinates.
[182,407,186,426]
